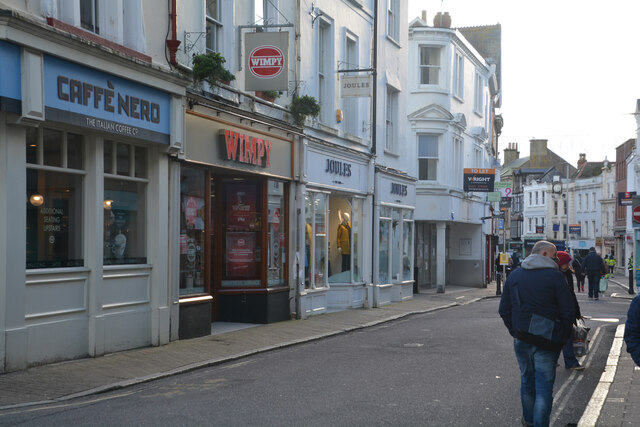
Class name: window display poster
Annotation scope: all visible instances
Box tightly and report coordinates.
[227,184,258,231]
[183,196,205,229]
[226,232,256,278]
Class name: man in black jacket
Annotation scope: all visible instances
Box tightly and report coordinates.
[499,241,574,427]
[582,247,605,300]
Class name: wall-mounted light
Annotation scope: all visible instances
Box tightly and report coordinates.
[336,109,343,123]
[103,199,113,209]
[29,194,44,207]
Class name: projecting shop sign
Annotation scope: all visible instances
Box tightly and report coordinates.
[245,32,289,91]
[341,75,372,97]
[463,168,495,192]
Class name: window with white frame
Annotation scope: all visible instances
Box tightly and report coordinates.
[256,0,278,26]
[453,136,463,188]
[80,0,99,34]
[592,192,596,210]
[474,146,481,168]
[103,141,147,265]
[592,220,596,237]
[578,194,582,211]
[318,19,332,123]
[418,135,438,181]
[206,0,222,53]
[473,72,484,114]
[419,46,441,85]
[344,35,358,136]
[535,191,539,205]
[528,218,532,233]
[542,191,545,205]
[453,51,464,99]
[585,193,589,211]
[387,0,399,41]
[385,87,398,152]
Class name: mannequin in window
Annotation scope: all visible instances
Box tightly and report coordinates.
[305,220,312,286]
[337,210,351,272]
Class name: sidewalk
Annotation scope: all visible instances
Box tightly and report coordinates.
[579,277,639,427]
[0,283,500,410]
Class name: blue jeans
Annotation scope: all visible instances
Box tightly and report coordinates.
[587,275,600,299]
[514,339,560,427]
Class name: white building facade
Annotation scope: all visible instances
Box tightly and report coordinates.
[408,14,500,291]
[0,1,188,371]
[569,176,602,255]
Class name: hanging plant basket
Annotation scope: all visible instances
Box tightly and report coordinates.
[290,95,320,126]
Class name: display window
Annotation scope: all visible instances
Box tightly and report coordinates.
[267,180,285,286]
[179,167,207,295]
[103,141,147,265]
[305,192,327,289]
[379,206,392,283]
[26,128,85,269]
[403,210,414,281]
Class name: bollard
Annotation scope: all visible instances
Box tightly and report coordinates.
[630,268,635,295]
[496,266,502,295]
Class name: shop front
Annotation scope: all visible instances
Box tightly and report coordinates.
[374,171,416,306]
[300,142,372,316]
[0,41,185,371]
[179,100,294,337]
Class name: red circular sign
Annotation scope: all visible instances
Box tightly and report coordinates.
[249,45,284,79]
[634,206,640,222]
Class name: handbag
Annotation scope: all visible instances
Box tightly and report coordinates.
[599,276,608,292]
[573,319,590,357]
[513,283,567,349]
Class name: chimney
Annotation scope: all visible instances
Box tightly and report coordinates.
[421,10,427,23]
[433,11,451,28]
[577,153,587,169]
[503,142,519,166]
[529,138,548,167]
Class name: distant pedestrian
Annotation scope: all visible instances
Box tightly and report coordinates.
[572,254,585,292]
[625,296,640,367]
[582,247,605,300]
[512,251,521,270]
[607,255,617,277]
[556,251,584,371]
[499,241,575,427]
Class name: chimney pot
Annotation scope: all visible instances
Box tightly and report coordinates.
[422,10,427,22]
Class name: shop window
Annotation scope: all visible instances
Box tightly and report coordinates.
[379,207,392,283]
[392,209,401,281]
[267,180,285,286]
[103,141,147,265]
[179,167,207,295]
[26,128,84,269]
[327,195,363,284]
[403,210,414,281]
[305,192,327,289]
[222,179,262,287]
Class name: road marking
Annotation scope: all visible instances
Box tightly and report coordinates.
[0,391,137,416]
[577,324,625,427]
[588,318,619,323]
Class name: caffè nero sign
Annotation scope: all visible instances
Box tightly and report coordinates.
[43,55,170,144]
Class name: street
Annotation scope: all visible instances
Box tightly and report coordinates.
[0,284,632,427]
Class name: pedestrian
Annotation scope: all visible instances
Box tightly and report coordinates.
[625,296,640,367]
[608,254,617,277]
[604,254,610,275]
[512,251,521,270]
[556,251,584,371]
[499,241,575,427]
[582,247,605,300]
[572,254,585,292]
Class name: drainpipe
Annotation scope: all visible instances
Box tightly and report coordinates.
[369,0,378,307]
[166,0,181,66]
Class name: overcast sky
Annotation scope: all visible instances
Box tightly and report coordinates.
[407,0,639,167]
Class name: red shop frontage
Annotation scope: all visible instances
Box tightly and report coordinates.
[177,97,296,338]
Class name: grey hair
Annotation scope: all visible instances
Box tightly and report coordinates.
[531,240,557,255]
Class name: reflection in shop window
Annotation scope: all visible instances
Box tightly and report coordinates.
[351,198,363,282]
[392,209,401,281]
[403,210,414,281]
[267,180,285,286]
[103,141,147,265]
[179,167,206,295]
[305,192,328,289]
[222,179,262,287]
[26,128,84,269]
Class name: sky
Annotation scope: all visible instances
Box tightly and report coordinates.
[407,0,640,167]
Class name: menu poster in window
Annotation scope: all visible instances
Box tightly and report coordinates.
[227,184,257,231]
[226,232,256,278]
[183,196,205,230]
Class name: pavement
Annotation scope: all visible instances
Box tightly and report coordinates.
[0,278,638,427]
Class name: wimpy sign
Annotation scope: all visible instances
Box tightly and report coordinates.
[222,129,272,167]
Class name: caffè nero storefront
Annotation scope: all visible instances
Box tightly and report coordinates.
[178,98,295,338]
[0,40,185,371]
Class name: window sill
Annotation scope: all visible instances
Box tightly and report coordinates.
[386,35,402,49]
[412,87,448,95]
[453,94,464,103]
[473,109,484,118]
[384,149,400,157]
[46,17,152,63]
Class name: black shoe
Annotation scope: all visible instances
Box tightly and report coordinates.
[521,417,533,427]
